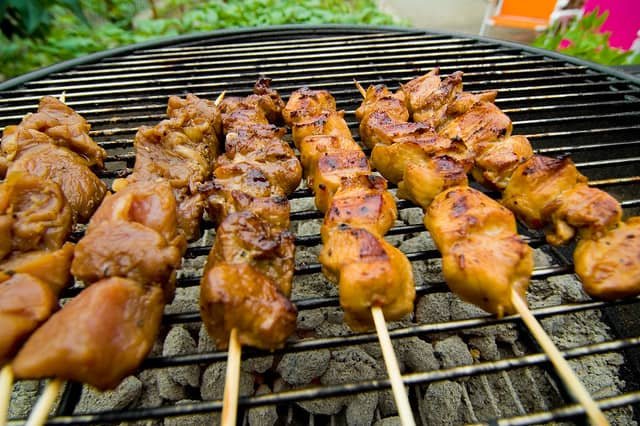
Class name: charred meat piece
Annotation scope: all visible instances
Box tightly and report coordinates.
[321,174,397,240]
[425,187,532,316]
[283,87,337,125]
[71,220,181,300]
[319,226,415,331]
[311,150,371,212]
[206,212,295,296]
[290,110,353,148]
[355,84,408,124]
[438,100,512,149]
[13,277,164,390]
[299,135,361,183]
[0,273,57,365]
[574,217,640,300]
[166,93,222,160]
[0,243,74,296]
[0,172,72,259]
[502,155,587,229]
[200,263,297,350]
[544,183,622,246]
[220,79,285,131]
[399,69,463,127]
[471,135,534,190]
[15,96,106,167]
[8,143,107,223]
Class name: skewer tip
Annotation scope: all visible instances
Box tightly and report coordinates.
[0,365,14,426]
[59,91,66,104]
[25,378,63,426]
[215,91,226,106]
[354,79,366,98]
[221,328,241,426]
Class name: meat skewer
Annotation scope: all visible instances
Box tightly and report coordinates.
[283,88,416,425]
[355,74,610,425]
[196,80,299,426]
[13,92,223,426]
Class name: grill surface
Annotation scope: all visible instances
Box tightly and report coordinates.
[2,25,640,425]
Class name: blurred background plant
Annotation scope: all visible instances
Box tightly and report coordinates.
[0,0,405,80]
[532,7,640,65]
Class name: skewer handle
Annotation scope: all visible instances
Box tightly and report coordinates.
[0,365,13,426]
[25,378,63,426]
[371,306,416,426]
[511,290,609,425]
[221,328,241,426]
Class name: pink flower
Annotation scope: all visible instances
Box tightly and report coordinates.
[559,38,573,49]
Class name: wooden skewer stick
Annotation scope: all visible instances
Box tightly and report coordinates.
[59,91,66,103]
[354,79,366,98]
[0,365,13,426]
[371,306,416,426]
[221,328,241,426]
[24,378,62,426]
[511,289,609,426]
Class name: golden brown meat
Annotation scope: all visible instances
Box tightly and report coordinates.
[319,226,415,331]
[200,263,297,350]
[425,187,533,316]
[438,100,512,150]
[166,93,222,160]
[310,150,371,212]
[321,174,397,240]
[290,110,353,148]
[0,243,74,296]
[299,135,360,183]
[445,90,498,117]
[87,180,186,253]
[220,78,285,131]
[574,217,640,300]
[13,277,164,390]
[543,183,622,245]
[397,156,468,209]
[1,127,57,162]
[472,135,534,190]
[0,172,72,259]
[283,87,337,125]
[355,84,408,123]
[7,144,107,223]
[71,220,181,300]
[399,69,463,126]
[15,96,106,168]
[200,163,290,229]
[205,212,295,296]
[502,155,587,229]
[0,273,57,365]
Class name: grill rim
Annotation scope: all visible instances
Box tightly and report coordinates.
[1,24,639,92]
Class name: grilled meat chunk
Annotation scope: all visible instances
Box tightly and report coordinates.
[14,96,106,167]
[71,220,181,300]
[206,212,295,296]
[502,155,588,230]
[200,263,297,350]
[438,100,512,149]
[166,93,222,160]
[321,174,397,240]
[0,243,74,296]
[543,183,622,245]
[398,156,468,209]
[425,187,532,316]
[311,150,371,212]
[13,277,164,390]
[290,110,353,148]
[283,87,337,125]
[7,143,107,223]
[0,273,57,365]
[399,69,463,126]
[220,78,285,131]
[299,135,360,183]
[319,226,415,331]
[0,172,72,259]
[472,135,534,190]
[574,217,640,300]
[355,84,409,124]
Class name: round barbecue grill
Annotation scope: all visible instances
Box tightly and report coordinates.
[2,25,640,425]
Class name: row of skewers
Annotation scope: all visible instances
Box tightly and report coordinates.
[0,70,638,425]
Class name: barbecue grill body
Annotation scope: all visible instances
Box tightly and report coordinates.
[1,25,639,425]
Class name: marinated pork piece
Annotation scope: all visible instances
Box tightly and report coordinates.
[399,69,463,126]
[321,174,397,241]
[0,273,57,364]
[299,135,361,184]
[200,163,290,229]
[200,263,297,351]
[471,135,534,190]
[290,110,353,148]
[445,90,498,117]
[425,187,533,316]
[543,183,622,246]
[166,93,222,160]
[398,156,469,209]
[15,96,107,168]
[71,220,182,300]
[0,172,72,259]
[319,226,415,331]
[1,127,59,162]
[283,87,337,125]
[0,243,74,296]
[502,155,588,230]
[13,277,164,390]
[355,84,409,124]
[206,212,295,297]
[575,217,640,300]
[438,100,513,150]
[7,143,107,223]
[87,180,186,253]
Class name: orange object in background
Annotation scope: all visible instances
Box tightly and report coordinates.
[480,0,560,35]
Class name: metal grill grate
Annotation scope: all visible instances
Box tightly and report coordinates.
[2,26,640,425]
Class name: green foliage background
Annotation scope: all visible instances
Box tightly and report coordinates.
[0,0,405,80]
